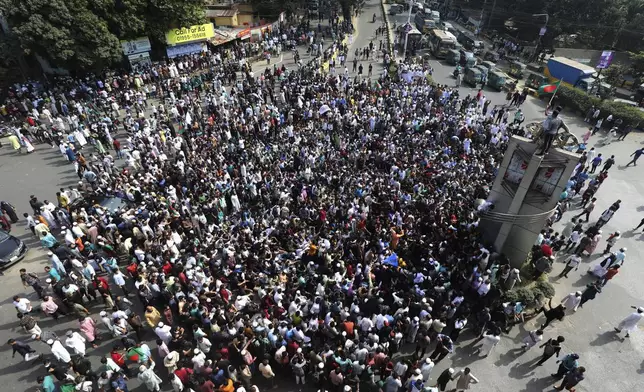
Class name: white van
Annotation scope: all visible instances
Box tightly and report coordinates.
[431,10,440,22]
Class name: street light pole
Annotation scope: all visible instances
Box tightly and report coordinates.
[532,13,549,61]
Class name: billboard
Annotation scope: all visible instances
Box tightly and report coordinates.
[166,24,215,45]
[121,37,151,55]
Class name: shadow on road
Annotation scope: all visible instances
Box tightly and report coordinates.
[589,330,622,346]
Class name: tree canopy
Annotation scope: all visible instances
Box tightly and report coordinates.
[0,0,206,72]
[474,0,644,51]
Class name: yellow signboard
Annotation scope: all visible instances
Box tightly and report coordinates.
[166,24,215,45]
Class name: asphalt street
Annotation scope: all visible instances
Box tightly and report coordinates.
[0,2,643,392]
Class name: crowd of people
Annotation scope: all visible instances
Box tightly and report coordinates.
[2,7,642,392]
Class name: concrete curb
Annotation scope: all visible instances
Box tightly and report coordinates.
[380,0,394,53]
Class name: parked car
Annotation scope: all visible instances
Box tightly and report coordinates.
[69,195,133,215]
[0,230,28,269]
[389,4,404,15]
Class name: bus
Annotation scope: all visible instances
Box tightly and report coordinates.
[428,29,456,58]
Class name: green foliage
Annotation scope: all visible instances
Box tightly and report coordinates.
[0,0,206,71]
[474,0,644,52]
[515,287,536,305]
[628,51,644,80]
[557,85,644,127]
[533,281,556,298]
[602,64,629,86]
[502,281,554,308]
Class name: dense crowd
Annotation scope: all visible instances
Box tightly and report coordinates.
[2,11,599,392]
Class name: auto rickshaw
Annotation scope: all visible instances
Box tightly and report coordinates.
[464,67,482,86]
[459,50,476,68]
[525,72,548,90]
[474,65,489,79]
[481,61,496,73]
[487,71,507,90]
[508,60,527,79]
[446,49,460,66]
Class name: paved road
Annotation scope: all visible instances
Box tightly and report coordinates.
[0,2,643,392]
[384,4,644,392]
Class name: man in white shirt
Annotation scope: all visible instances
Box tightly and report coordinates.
[155,322,172,344]
[13,296,32,314]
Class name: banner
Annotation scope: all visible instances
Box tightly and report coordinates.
[596,50,614,70]
[166,24,215,45]
[121,37,151,55]
[166,42,207,58]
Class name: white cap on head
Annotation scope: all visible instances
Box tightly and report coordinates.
[158,322,164,327]
[297,347,302,353]
[47,251,53,256]
[448,368,455,374]
[425,358,432,364]
[100,311,107,316]
[46,339,54,345]
[415,369,421,375]
[194,348,201,354]
[344,386,351,392]
[318,362,325,369]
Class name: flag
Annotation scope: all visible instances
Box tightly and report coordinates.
[539,81,560,94]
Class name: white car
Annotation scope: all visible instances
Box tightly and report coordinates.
[440,22,454,32]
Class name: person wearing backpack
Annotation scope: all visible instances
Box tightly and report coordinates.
[535,336,565,366]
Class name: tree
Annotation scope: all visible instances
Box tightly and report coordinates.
[602,63,628,86]
[0,0,206,72]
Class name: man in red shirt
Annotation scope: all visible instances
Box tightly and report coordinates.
[113,139,123,159]
[600,265,620,286]
[174,366,194,384]
[110,346,131,376]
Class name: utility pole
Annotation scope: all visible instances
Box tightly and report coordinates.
[532,13,549,62]
[476,0,487,36]
[402,0,413,58]
[487,0,497,30]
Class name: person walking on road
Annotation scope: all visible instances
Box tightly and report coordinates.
[451,367,479,391]
[589,153,602,173]
[625,148,644,167]
[18,313,42,337]
[555,366,585,391]
[601,155,615,173]
[579,281,602,309]
[614,306,644,338]
[559,254,581,278]
[573,197,596,222]
[552,353,579,379]
[540,299,566,329]
[535,336,565,366]
[20,268,44,298]
[603,231,621,254]
[8,338,39,362]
